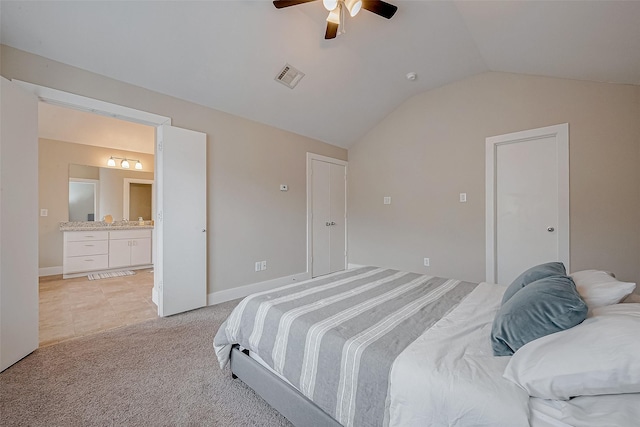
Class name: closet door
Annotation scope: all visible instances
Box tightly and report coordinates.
[310,157,347,278]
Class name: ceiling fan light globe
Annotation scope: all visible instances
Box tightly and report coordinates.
[327,8,341,24]
[323,0,338,11]
[345,0,362,16]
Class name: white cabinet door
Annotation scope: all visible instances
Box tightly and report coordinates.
[0,77,39,372]
[109,239,132,268]
[130,238,151,266]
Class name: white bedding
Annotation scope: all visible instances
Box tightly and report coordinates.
[388,281,640,427]
[388,282,531,426]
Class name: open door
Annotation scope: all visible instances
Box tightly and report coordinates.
[1,77,39,371]
[156,125,207,317]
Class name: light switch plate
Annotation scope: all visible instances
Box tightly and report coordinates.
[459,193,467,203]
[40,209,48,217]
[383,196,391,205]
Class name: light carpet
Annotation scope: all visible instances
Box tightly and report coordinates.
[0,300,293,427]
[87,270,136,280]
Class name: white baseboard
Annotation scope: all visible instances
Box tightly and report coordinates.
[207,271,311,305]
[39,266,63,277]
[347,263,366,269]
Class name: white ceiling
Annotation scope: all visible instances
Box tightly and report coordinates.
[2,1,639,149]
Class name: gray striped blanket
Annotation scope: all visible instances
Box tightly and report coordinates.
[214,267,477,427]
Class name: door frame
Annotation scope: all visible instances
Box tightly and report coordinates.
[123,178,155,223]
[13,79,170,308]
[485,123,570,283]
[306,153,348,276]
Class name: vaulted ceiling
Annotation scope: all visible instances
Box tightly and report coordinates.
[2,1,639,149]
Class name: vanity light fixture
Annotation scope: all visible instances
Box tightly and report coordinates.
[106,156,142,170]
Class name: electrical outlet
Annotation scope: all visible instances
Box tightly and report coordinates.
[261,260,267,270]
[423,258,430,267]
[255,262,261,272]
[40,209,48,217]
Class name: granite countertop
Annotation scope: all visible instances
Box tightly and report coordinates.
[59,221,154,231]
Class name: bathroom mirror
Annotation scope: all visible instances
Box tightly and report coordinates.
[68,164,154,221]
[69,180,98,221]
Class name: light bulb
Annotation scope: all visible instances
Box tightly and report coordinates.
[121,159,130,169]
[107,157,116,167]
[327,7,340,24]
[345,0,362,16]
[323,0,338,11]
[135,161,143,170]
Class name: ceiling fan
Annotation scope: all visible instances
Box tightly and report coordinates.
[273,0,398,39]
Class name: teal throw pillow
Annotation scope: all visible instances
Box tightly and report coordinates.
[492,275,588,356]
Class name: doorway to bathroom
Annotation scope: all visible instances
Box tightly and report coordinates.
[37,101,158,346]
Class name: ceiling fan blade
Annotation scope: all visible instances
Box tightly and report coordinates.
[325,22,339,39]
[361,0,398,19]
[273,0,317,9]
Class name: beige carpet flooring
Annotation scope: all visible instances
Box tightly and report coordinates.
[0,300,293,427]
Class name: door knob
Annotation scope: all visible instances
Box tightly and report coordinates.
[202,229,206,232]
[330,221,336,225]
[326,222,331,226]
[547,227,555,232]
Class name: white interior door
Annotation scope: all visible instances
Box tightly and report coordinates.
[156,125,207,317]
[486,124,569,285]
[312,160,331,277]
[329,163,346,272]
[310,156,347,278]
[1,77,39,371]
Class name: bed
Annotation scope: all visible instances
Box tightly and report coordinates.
[214,266,640,427]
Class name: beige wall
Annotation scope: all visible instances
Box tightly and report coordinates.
[2,45,347,293]
[39,138,154,268]
[348,72,640,286]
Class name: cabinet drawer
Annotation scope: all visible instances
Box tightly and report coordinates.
[65,240,108,257]
[64,254,109,274]
[66,231,109,242]
[109,229,152,240]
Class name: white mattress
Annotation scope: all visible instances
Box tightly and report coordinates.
[247,282,638,426]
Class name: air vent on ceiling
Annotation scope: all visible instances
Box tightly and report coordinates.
[275,63,305,89]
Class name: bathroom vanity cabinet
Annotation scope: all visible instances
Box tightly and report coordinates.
[62,228,152,278]
[108,229,152,268]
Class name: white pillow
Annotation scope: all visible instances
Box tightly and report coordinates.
[503,303,640,400]
[570,270,635,308]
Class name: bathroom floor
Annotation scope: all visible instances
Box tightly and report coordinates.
[38,269,157,347]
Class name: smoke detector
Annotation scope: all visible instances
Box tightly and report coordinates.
[406,72,417,81]
[275,63,305,89]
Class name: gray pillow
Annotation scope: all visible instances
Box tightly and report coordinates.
[501,262,566,304]
[491,275,588,356]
